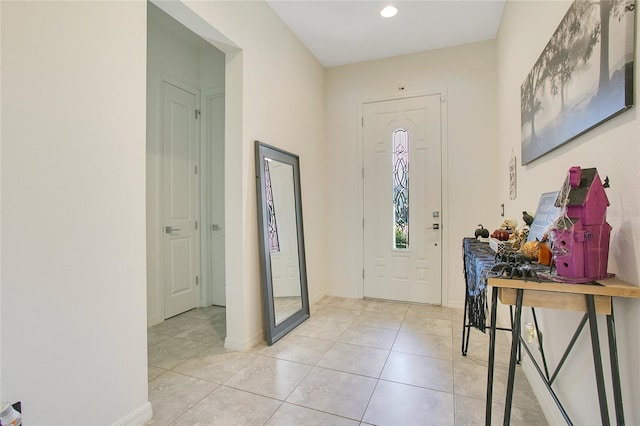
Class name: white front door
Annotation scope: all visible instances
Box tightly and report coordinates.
[162,81,199,318]
[363,95,442,304]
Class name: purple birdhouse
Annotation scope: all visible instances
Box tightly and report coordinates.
[551,167,612,281]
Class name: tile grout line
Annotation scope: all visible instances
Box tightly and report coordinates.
[358,305,407,423]
[148,298,547,424]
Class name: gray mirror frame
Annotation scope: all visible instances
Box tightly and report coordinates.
[255,140,310,345]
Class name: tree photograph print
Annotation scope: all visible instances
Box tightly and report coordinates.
[521,0,635,165]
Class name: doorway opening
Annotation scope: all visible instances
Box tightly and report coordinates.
[146,2,226,326]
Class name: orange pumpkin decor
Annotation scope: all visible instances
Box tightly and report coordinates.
[521,241,540,259]
[538,242,552,265]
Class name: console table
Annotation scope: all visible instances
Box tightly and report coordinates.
[485,276,640,426]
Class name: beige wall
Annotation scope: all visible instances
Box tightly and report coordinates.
[1,1,150,423]
[1,0,326,422]
[497,1,640,423]
[325,40,500,307]
[0,0,3,402]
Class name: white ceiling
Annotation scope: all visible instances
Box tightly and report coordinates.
[266,0,506,67]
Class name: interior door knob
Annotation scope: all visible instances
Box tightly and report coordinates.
[165,226,181,234]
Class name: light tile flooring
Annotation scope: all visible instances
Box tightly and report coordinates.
[147,297,548,425]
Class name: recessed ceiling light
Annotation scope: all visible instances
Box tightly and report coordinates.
[380,5,397,18]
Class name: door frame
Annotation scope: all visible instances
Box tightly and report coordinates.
[149,0,248,349]
[159,74,201,317]
[199,88,225,307]
[358,89,451,304]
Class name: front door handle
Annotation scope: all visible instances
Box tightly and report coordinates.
[165,226,181,234]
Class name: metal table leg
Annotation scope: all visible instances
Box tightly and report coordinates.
[462,291,469,355]
[503,289,523,426]
[606,303,625,425]
[485,286,498,426]
[586,294,610,426]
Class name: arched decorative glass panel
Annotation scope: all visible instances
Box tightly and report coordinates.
[392,128,409,249]
[264,159,280,253]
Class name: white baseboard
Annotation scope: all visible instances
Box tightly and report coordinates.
[326,288,363,299]
[225,329,264,352]
[147,315,163,328]
[112,402,153,426]
[446,300,465,310]
[309,291,325,306]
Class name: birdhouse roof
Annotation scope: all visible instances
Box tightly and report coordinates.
[555,168,606,207]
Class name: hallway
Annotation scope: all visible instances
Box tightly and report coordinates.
[147,297,547,425]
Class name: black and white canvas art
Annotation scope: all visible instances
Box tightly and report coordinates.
[521,0,635,165]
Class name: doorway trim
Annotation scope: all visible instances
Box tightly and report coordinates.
[149,0,247,350]
[200,88,225,307]
[358,89,450,304]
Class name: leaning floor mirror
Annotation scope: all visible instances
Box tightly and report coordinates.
[255,141,310,345]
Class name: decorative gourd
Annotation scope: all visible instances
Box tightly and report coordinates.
[475,224,490,239]
[538,242,552,265]
[521,241,540,259]
[491,229,511,241]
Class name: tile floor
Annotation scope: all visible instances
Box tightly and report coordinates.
[147,297,548,425]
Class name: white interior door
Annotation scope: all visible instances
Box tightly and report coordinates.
[162,80,199,318]
[363,95,442,304]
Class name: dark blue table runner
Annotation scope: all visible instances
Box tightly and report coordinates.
[463,237,497,333]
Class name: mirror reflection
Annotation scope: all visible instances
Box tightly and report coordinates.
[263,158,302,325]
[255,141,309,345]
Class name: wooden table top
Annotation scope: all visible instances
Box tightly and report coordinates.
[488,277,640,299]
